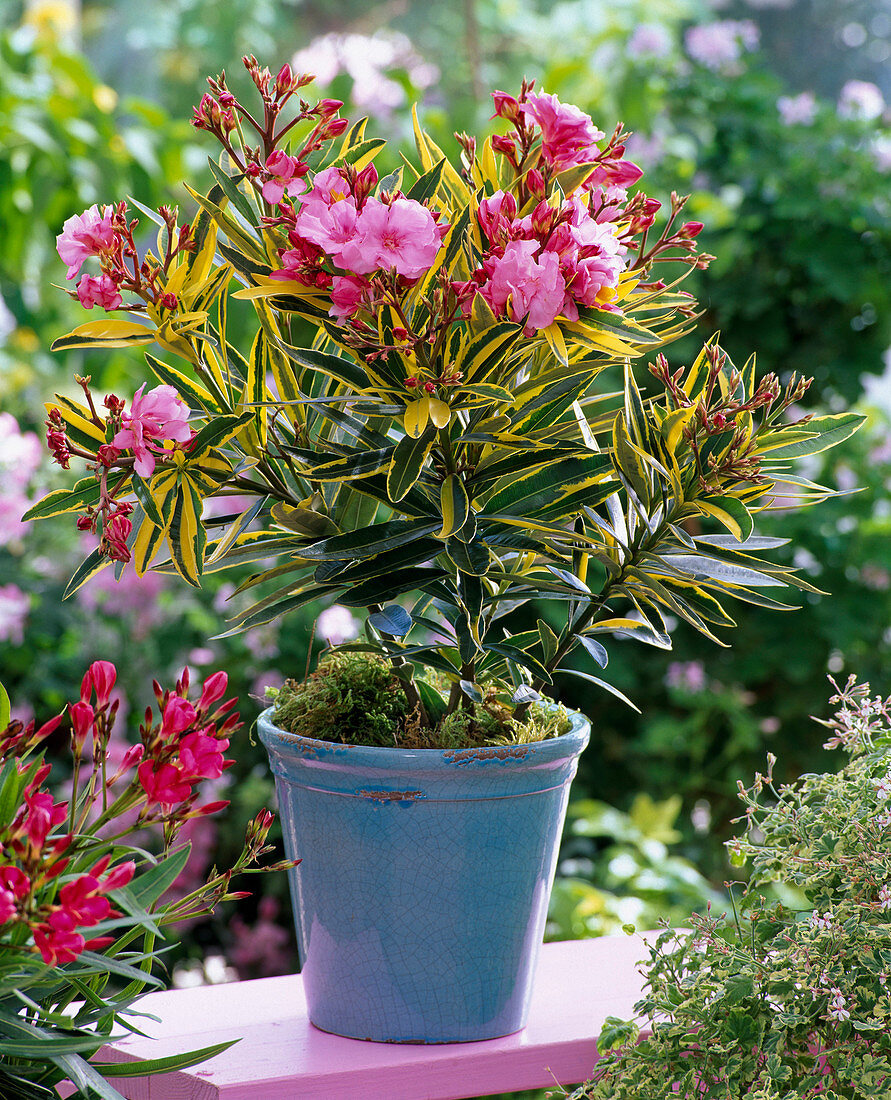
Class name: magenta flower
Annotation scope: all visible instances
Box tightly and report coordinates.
[81,660,117,708]
[75,273,123,311]
[296,197,360,267]
[160,696,197,739]
[33,911,85,966]
[198,671,228,711]
[178,728,230,782]
[68,701,96,750]
[329,274,369,320]
[56,205,116,280]
[0,867,29,924]
[261,151,308,205]
[339,197,442,279]
[137,760,193,806]
[480,239,566,334]
[113,384,191,478]
[521,92,604,171]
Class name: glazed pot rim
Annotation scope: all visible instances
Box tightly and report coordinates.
[256,704,590,768]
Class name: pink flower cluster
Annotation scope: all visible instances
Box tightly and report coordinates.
[0,412,43,548]
[136,669,237,808]
[468,189,628,333]
[0,660,244,967]
[56,205,124,312]
[272,165,446,319]
[112,383,192,478]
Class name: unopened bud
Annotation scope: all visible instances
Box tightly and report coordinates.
[491,90,521,123]
[275,63,294,96]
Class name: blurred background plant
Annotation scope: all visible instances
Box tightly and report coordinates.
[1,0,890,1019]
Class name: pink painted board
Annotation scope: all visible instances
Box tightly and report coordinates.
[77,935,654,1100]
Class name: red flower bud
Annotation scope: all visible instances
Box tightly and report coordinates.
[679,221,704,240]
[316,98,344,119]
[275,63,294,96]
[324,117,349,138]
[491,90,521,123]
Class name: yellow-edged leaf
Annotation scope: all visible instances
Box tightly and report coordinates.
[404,398,430,438]
[51,319,155,352]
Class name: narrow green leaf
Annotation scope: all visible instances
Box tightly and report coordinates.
[94,1039,239,1078]
[387,431,434,502]
[558,667,641,712]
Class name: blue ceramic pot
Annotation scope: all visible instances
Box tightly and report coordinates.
[257,707,590,1043]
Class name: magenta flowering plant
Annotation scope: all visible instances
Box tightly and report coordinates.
[30,57,863,741]
[0,661,289,1100]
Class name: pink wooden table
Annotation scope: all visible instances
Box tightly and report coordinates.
[91,935,651,1100]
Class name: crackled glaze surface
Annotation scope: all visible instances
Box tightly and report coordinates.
[257,708,590,1043]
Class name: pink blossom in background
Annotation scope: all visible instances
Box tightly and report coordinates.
[777,92,817,126]
[339,197,442,279]
[0,413,43,546]
[481,239,566,334]
[113,384,192,477]
[56,204,116,280]
[228,895,294,978]
[684,20,759,71]
[252,670,285,698]
[292,31,439,120]
[838,80,885,121]
[75,273,123,310]
[521,91,605,170]
[872,135,891,173]
[627,24,673,60]
[316,604,361,645]
[623,131,666,169]
[665,660,708,693]
[0,584,30,645]
[77,556,166,636]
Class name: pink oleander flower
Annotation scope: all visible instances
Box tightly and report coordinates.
[0,413,43,547]
[112,384,192,478]
[477,190,518,240]
[81,660,117,708]
[15,789,68,853]
[261,150,308,205]
[178,728,230,782]
[137,760,194,806]
[68,701,96,750]
[56,205,116,280]
[104,512,133,563]
[295,166,353,214]
[296,197,360,267]
[339,197,442,279]
[75,273,123,310]
[198,671,228,712]
[33,910,85,966]
[521,91,604,171]
[329,274,369,320]
[160,696,197,739]
[480,239,566,335]
[0,866,30,924]
[777,92,817,126]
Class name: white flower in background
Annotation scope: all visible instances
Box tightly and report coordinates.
[838,80,885,121]
[812,911,834,932]
[316,604,361,646]
[777,92,817,126]
[872,135,891,173]
[878,884,891,910]
[827,988,850,1022]
[875,775,891,801]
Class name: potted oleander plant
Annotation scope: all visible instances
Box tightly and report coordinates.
[28,57,862,1042]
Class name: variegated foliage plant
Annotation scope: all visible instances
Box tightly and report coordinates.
[30,59,863,729]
